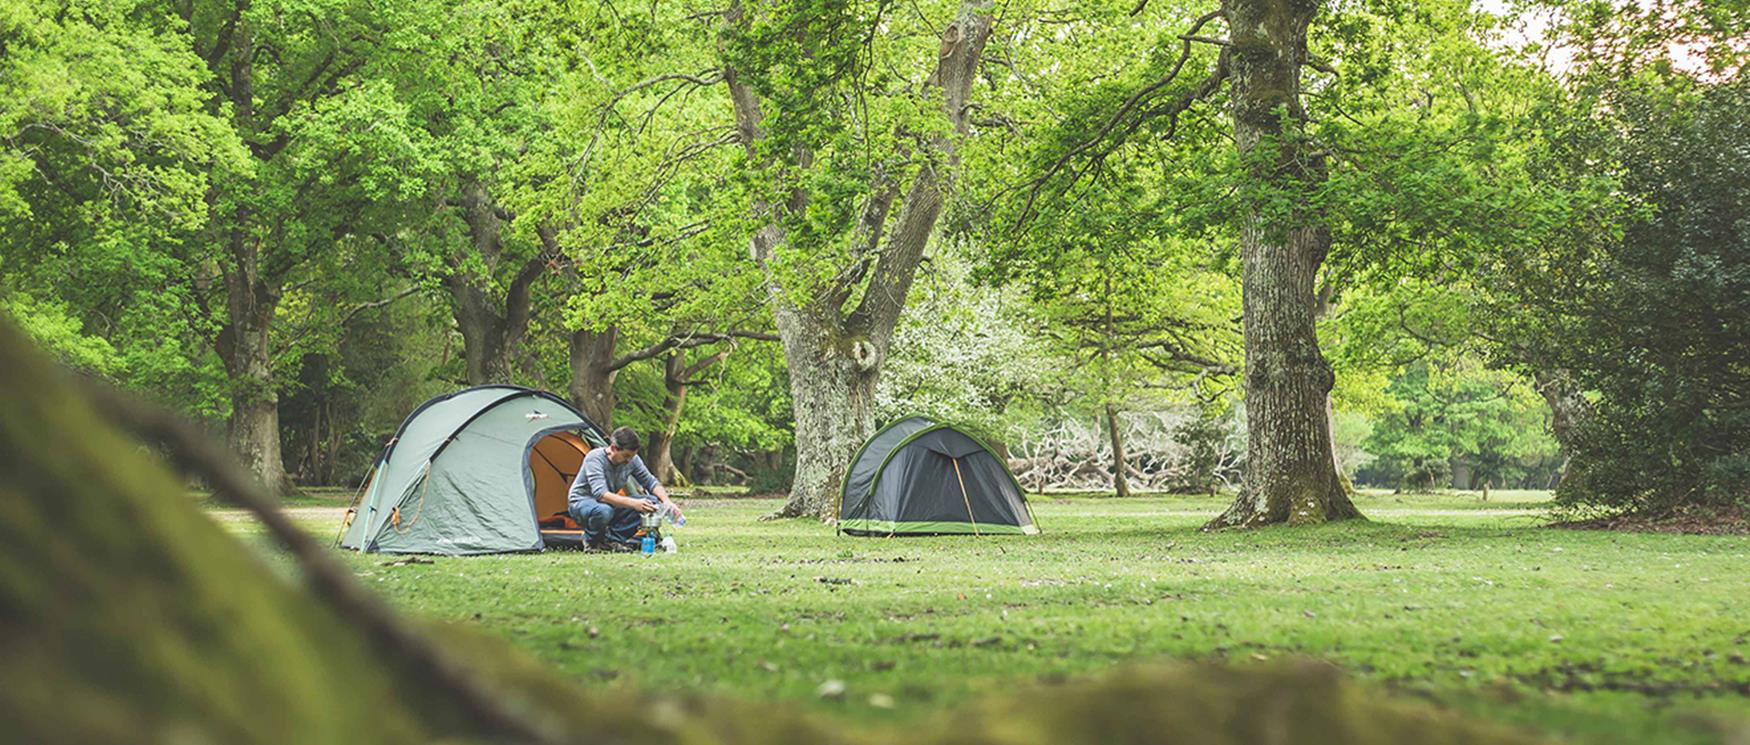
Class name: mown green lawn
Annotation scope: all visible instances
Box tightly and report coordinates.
[227,490,1750,744]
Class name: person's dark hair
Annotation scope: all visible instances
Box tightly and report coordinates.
[610,426,640,452]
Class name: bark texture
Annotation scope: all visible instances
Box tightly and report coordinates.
[1533,370,1589,489]
[216,250,293,496]
[1106,404,1132,498]
[727,0,993,519]
[1206,0,1361,528]
[446,183,549,385]
[769,307,885,518]
[569,325,621,428]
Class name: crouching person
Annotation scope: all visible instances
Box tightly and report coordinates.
[567,426,684,551]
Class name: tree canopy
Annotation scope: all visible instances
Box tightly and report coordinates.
[3,0,1745,521]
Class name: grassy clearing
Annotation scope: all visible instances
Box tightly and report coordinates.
[228,492,1750,744]
[193,485,362,509]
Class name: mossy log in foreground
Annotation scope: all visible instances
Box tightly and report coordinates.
[0,318,1539,745]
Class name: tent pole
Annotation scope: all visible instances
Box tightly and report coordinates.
[333,461,379,548]
[951,457,981,536]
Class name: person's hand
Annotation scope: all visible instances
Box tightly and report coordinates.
[628,498,658,514]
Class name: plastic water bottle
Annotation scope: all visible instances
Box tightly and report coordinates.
[661,502,686,528]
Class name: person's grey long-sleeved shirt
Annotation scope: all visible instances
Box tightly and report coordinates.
[567,448,661,514]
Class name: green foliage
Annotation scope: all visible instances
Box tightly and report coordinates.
[675,342,795,454]
[959,0,1244,430]
[1323,282,1560,491]
[717,0,962,305]
[975,167,1242,410]
[1308,0,1572,286]
[878,257,1056,442]
[1465,4,1750,514]
[1355,361,1560,491]
[0,0,244,415]
[0,292,121,372]
[967,0,1567,479]
[279,297,455,484]
[1529,74,1750,513]
[0,0,243,228]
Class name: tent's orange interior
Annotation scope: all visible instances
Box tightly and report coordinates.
[529,431,590,527]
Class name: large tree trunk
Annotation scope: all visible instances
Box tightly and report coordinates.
[644,353,689,482]
[225,361,290,496]
[569,325,619,428]
[201,24,291,497]
[447,183,544,385]
[1533,370,1588,489]
[1206,0,1361,529]
[727,0,992,520]
[449,275,512,385]
[768,308,883,518]
[1106,404,1132,498]
[216,235,294,496]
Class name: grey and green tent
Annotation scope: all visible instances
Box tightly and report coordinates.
[839,416,1037,536]
[339,385,607,555]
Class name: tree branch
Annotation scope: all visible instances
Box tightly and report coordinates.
[1008,10,1227,227]
[503,253,550,343]
[273,285,420,356]
[77,377,570,745]
[827,163,901,311]
[607,330,778,372]
[847,0,993,337]
[609,70,725,107]
[1179,34,1230,47]
[679,347,734,381]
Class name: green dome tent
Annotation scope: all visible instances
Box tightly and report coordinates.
[339,386,607,555]
[839,416,1037,536]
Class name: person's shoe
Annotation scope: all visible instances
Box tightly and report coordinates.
[587,538,636,553]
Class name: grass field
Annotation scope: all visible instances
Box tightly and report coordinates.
[222,489,1750,744]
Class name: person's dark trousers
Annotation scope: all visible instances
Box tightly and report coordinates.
[570,494,655,546]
